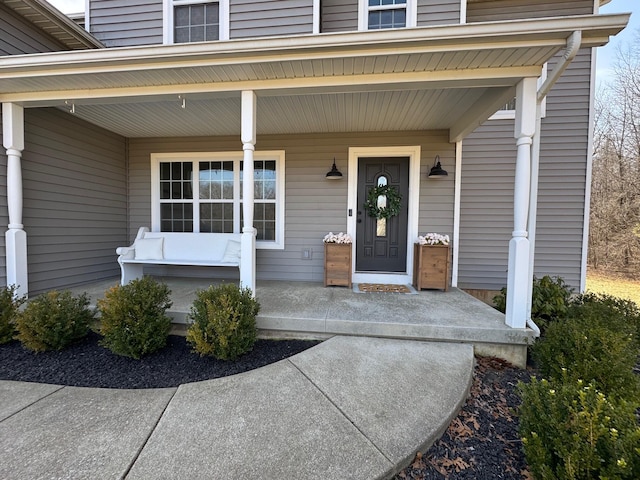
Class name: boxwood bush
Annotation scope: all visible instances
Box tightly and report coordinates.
[15,290,93,352]
[0,285,26,344]
[186,283,259,360]
[519,376,640,480]
[98,276,172,359]
[532,295,639,401]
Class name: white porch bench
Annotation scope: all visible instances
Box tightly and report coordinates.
[116,227,242,285]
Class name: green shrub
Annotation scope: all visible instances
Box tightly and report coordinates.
[519,376,640,480]
[186,283,259,360]
[493,275,573,334]
[0,285,26,344]
[15,290,93,352]
[532,298,640,400]
[98,276,172,359]
[573,292,640,340]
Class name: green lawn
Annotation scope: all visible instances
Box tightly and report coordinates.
[586,270,640,306]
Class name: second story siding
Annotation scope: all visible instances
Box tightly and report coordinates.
[230,0,314,39]
[467,0,593,22]
[89,0,163,47]
[417,0,460,26]
[321,0,358,33]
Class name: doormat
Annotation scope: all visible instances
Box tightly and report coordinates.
[356,283,414,294]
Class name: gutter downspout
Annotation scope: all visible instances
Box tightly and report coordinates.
[526,30,582,338]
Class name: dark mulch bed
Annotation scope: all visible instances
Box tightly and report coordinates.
[396,356,533,480]
[0,331,319,389]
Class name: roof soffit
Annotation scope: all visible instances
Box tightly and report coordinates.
[0,13,628,106]
[2,0,103,50]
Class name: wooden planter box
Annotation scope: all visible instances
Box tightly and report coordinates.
[324,243,352,288]
[413,244,450,291]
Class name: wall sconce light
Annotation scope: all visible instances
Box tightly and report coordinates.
[428,155,448,178]
[326,158,343,180]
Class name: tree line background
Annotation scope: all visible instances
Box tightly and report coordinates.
[589,33,640,278]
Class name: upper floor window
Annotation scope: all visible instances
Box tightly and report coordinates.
[368,0,406,29]
[358,0,415,31]
[175,2,219,42]
[164,0,229,44]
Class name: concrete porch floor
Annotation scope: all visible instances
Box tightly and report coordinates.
[73,277,535,366]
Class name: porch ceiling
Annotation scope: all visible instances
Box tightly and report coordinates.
[0,13,628,139]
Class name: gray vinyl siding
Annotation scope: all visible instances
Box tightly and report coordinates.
[230,0,314,39]
[127,131,454,282]
[89,0,163,47]
[0,3,67,55]
[466,0,593,22]
[0,4,70,288]
[417,0,461,26]
[458,47,593,291]
[21,108,127,294]
[321,0,358,33]
[457,0,595,291]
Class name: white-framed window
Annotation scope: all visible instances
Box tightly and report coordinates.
[358,0,416,31]
[150,151,285,249]
[163,0,229,44]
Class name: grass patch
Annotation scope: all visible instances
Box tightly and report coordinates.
[586,270,640,306]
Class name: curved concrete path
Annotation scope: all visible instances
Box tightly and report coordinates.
[0,336,474,480]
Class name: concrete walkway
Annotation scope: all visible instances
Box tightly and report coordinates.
[0,336,474,480]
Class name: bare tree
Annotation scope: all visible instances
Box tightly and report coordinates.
[589,35,640,276]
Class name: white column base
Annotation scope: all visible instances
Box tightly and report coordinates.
[6,228,28,297]
[240,227,257,296]
[505,236,529,328]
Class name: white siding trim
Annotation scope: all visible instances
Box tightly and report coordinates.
[312,0,320,34]
[219,0,229,41]
[347,145,421,284]
[150,150,285,249]
[84,0,90,33]
[451,140,462,287]
[460,0,467,24]
[581,47,597,292]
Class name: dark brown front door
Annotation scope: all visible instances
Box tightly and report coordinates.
[356,157,409,272]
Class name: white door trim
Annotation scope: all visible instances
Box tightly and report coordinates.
[347,146,421,285]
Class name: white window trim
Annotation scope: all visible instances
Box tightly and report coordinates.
[358,0,417,31]
[490,64,548,120]
[150,151,285,249]
[163,0,229,45]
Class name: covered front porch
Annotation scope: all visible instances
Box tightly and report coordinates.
[72,276,534,366]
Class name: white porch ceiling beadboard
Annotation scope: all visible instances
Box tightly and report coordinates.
[66,88,488,137]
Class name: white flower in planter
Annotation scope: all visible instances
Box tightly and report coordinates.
[323,232,353,244]
[416,233,450,246]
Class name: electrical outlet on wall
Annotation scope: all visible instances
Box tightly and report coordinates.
[301,248,313,260]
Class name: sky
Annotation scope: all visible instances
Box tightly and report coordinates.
[46,0,638,85]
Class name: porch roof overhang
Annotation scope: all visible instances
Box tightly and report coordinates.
[0,13,629,141]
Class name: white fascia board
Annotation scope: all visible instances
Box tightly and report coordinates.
[0,13,628,73]
[0,66,540,104]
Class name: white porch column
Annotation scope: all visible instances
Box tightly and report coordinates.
[506,78,537,328]
[2,103,28,297]
[240,91,257,294]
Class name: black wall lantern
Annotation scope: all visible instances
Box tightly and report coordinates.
[326,158,343,180]
[428,155,448,178]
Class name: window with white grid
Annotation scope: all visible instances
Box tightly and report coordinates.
[152,152,285,249]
